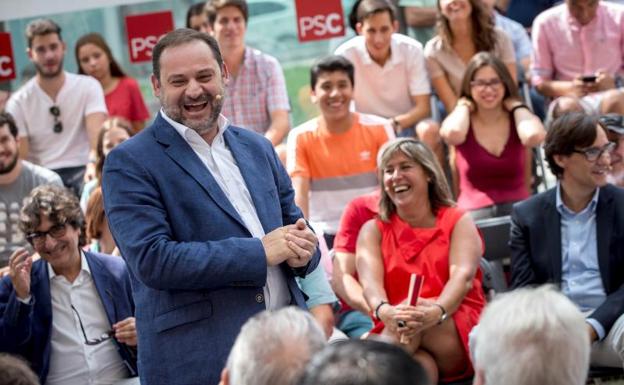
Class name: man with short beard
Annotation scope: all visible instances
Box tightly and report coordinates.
[5,19,107,196]
[102,29,320,385]
[0,112,62,268]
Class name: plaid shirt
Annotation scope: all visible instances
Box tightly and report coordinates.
[222,47,290,134]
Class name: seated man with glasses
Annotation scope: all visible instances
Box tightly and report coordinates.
[0,184,138,384]
[510,112,624,368]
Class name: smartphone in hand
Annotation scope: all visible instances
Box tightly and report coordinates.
[581,75,597,83]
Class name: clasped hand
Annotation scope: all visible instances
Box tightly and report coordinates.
[382,298,443,340]
[261,218,317,268]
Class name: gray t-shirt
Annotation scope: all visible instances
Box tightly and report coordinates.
[0,161,62,266]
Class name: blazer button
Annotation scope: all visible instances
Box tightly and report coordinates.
[255,293,264,303]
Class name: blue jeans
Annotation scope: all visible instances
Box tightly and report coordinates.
[337,309,374,339]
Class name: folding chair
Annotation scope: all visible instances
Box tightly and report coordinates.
[475,215,513,297]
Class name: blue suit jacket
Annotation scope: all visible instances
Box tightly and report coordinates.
[0,251,137,384]
[510,185,624,334]
[102,115,319,385]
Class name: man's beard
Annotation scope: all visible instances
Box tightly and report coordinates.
[0,152,19,175]
[34,58,64,79]
[162,92,224,136]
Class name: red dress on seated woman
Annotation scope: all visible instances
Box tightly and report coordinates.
[371,206,486,377]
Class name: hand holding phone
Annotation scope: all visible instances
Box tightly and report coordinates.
[581,75,597,83]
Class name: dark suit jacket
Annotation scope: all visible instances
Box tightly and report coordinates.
[102,114,319,385]
[0,251,137,384]
[510,185,624,334]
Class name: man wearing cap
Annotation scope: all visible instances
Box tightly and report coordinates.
[599,114,624,187]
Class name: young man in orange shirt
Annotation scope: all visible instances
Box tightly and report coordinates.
[287,55,394,248]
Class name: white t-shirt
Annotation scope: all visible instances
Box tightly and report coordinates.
[335,33,431,119]
[5,72,107,169]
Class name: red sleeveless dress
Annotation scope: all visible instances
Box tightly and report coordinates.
[372,207,486,378]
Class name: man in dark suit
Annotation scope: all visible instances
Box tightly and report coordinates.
[102,29,319,385]
[510,112,624,368]
[0,184,137,384]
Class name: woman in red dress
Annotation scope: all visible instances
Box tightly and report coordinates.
[357,138,485,383]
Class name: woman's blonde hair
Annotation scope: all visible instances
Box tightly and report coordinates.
[378,138,454,221]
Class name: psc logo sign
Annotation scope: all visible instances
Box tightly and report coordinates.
[125,11,174,63]
[0,32,16,82]
[295,0,345,42]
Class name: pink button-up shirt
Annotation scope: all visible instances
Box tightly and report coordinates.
[531,2,624,86]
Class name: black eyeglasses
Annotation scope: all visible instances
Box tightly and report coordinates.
[470,78,502,90]
[573,142,616,162]
[71,304,115,345]
[49,105,62,133]
[25,223,67,247]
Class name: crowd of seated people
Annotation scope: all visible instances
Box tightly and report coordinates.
[1,0,624,384]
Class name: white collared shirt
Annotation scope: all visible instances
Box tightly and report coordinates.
[161,110,291,309]
[335,33,431,119]
[46,252,128,385]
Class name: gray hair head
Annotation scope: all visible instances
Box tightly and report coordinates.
[474,285,590,385]
[225,307,326,385]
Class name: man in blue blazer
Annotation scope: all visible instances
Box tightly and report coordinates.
[510,112,624,368]
[102,29,319,385]
[0,184,137,384]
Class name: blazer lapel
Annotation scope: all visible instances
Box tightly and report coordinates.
[543,190,563,284]
[153,115,247,229]
[86,253,118,325]
[224,128,274,232]
[596,188,613,291]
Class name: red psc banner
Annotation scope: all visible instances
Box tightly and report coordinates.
[125,11,174,63]
[0,32,16,82]
[294,0,345,42]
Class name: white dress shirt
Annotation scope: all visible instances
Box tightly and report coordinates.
[162,110,291,309]
[46,252,129,385]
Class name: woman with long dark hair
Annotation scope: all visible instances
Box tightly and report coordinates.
[441,52,545,219]
[76,33,149,133]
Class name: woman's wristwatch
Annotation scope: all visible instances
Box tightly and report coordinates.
[433,303,448,325]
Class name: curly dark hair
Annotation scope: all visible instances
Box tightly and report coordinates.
[19,184,86,246]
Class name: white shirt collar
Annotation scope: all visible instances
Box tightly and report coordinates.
[48,251,90,280]
[160,109,230,145]
[359,34,403,66]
